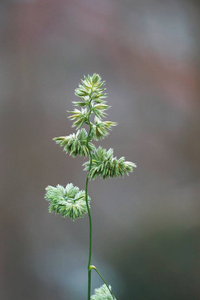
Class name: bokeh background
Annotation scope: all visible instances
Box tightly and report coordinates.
[1,0,200,299]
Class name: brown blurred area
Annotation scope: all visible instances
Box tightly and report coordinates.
[1,0,200,299]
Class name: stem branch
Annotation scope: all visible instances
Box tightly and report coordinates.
[89,265,115,299]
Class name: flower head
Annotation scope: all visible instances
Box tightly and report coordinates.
[91,284,117,300]
[45,183,90,220]
[53,128,95,157]
[91,117,117,141]
[74,74,107,105]
[84,146,137,180]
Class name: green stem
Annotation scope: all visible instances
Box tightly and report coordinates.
[85,98,115,300]
[85,99,93,300]
[85,173,92,300]
[89,265,115,299]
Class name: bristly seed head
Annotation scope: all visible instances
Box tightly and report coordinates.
[45,183,91,220]
[91,284,117,300]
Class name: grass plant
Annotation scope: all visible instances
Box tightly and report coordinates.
[45,74,136,299]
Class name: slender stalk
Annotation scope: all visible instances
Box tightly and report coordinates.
[89,265,115,299]
[85,98,93,300]
[85,173,92,300]
[85,95,116,299]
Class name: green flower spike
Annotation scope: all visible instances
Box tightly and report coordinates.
[45,183,91,220]
[53,128,95,157]
[68,107,89,129]
[92,117,117,141]
[84,146,137,180]
[74,74,107,104]
[91,284,117,300]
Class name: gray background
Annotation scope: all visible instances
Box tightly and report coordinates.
[1,0,200,299]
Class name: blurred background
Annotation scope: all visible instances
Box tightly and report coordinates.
[1,0,200,299]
